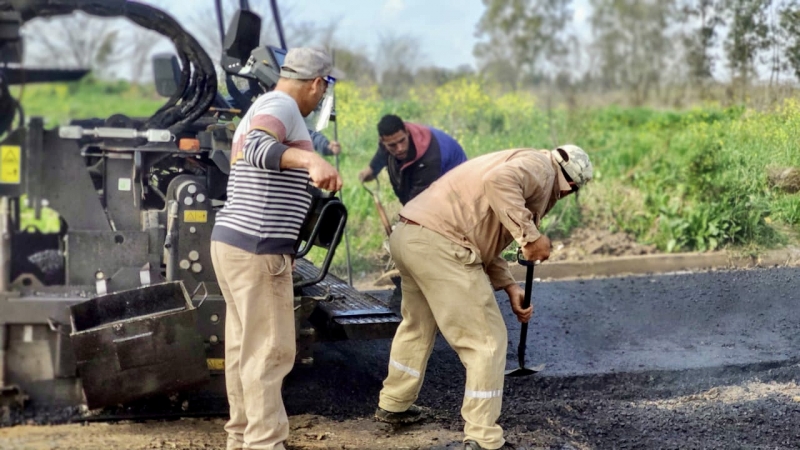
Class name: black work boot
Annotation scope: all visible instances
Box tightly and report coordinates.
[373,404,424,424]
[464,440,516,450]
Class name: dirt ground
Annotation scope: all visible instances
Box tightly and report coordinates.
[0,414,463,450]
[547,227,659,262]
[3,363,800,450]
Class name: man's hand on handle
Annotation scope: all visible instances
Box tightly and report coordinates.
[279,148,342,192]
[509,234,551,324]
[329,141,341,155]
[505,283,532,323]
[358,167,375,183]
[522,235,551,264]
[308,153,343,192]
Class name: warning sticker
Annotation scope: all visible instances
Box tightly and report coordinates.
[207,358,224,371]
[184,210,208,223]
[0,145,21,184]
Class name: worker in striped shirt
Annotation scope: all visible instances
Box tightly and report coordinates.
[210,47,343,450]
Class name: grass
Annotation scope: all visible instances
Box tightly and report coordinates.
[13,76,800,277]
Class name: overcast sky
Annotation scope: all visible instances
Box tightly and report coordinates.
[145,0,592,71]
[20,0,752,82]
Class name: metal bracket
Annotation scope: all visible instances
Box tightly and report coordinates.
[190,282,209,308]
[47,317,69,336]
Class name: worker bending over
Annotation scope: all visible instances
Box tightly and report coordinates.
[374,145,593,450]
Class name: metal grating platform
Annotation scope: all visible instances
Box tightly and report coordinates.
[295,258,400,341]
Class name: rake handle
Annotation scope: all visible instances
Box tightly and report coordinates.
[362,179,393,238]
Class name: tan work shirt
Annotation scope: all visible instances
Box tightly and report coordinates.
[399,148,571,290]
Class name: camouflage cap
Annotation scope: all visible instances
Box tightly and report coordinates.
[279,47,344,80]
[552,144,593,188]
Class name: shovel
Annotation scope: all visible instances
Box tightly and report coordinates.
[505,252,546,377]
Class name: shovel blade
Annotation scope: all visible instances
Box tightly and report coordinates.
[504,363,546,377]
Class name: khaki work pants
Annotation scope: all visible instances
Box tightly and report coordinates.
[378,222,508,449]
[210,241,295,450]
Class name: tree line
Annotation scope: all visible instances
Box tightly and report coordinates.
[18,0,800,108]
[473,0,800,107]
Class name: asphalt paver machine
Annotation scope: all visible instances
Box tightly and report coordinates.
[0,0,400,413]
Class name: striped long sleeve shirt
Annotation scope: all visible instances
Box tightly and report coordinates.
[211,91,314,254]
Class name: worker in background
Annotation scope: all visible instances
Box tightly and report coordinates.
[210,47,343,450]
[358,114,467,205]
[373,145,593,450]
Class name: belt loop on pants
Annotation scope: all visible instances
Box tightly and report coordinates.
[399,216,420,226]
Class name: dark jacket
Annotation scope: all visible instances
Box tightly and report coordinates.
[310,129,335,156]
[368,123,467,205]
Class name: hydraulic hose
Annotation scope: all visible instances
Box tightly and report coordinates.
[10,0,217,134]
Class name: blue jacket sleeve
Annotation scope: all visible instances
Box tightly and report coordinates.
[309,129,333,156]
[431,128,467,175]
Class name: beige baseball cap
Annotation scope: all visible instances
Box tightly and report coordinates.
[279,47,344,80]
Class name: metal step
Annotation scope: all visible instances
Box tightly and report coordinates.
[295,258,400,341]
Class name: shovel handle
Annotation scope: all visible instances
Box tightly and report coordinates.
[519,263,534,367]
[519,257,534,310]
[514,249,535,369]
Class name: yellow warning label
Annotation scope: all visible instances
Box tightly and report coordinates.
[207,358,224,371]
[0,145,21,184]
[184,210,208,223]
